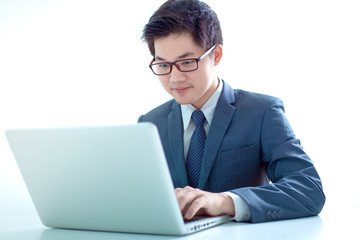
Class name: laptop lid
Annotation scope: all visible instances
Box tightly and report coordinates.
[5,123,229,235]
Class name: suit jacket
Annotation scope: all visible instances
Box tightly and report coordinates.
[138,80,325,223]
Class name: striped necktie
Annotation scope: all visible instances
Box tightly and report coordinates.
[186,110,206,188]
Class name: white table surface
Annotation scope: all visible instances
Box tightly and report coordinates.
[1,191,358,240]
[0,215,322,240]
[0,204,356,240]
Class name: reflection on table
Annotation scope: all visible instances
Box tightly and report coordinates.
[0,215,324,240]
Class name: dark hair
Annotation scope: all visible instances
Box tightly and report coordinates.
[142,0,223,56]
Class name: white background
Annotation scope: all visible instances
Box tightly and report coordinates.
[0,0,359,217]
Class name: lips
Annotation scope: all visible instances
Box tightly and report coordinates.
[172,86,191,94]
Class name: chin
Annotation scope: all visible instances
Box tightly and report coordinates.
[173,97,192,105]
[174,99,190,105]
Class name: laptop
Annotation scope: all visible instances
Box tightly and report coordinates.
[5,123,230,235]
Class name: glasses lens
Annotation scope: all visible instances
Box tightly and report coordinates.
[177,59,198,72]
[150,59,199,75]
[152,63,170,75]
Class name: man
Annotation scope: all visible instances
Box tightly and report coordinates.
[139,0,325,223]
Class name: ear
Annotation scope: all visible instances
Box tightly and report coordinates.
[213,44,223,66]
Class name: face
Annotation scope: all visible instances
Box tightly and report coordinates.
[153,32,222,109]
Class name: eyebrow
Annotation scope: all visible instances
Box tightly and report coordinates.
[155,51,196,62]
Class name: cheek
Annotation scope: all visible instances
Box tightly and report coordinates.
[193,63,211,80]
[190,71,208,88]
[159,77,171,90]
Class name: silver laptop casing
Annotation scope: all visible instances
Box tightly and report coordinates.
[6,123,229,235]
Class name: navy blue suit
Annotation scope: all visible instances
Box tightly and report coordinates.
[138,80,325,223]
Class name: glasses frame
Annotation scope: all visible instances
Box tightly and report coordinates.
[149,44,218,76]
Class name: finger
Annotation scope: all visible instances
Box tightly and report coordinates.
[176,188,198,213]
[184,195,207,220]
[175,186,195,196]
[175,188,189,214]
[175,187,202,215]
[183,192,232,219]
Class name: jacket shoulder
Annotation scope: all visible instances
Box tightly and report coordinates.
[138,99,175,123]
[233,89,284,110]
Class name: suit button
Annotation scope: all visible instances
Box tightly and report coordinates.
[266,211,272,219]
[266,210,284,220]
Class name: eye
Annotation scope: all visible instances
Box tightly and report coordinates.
[156,63,170,69]
[180,59,196,65]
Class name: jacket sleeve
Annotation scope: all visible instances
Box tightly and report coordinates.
[230,98,326,223]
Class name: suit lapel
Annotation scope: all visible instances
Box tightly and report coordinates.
[198,81,236,189]
[167,101,189,187]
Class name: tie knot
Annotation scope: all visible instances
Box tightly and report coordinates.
[191,110,206,128]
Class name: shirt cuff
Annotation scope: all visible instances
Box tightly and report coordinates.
[224,191,251,222]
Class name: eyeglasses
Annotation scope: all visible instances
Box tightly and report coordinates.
[149,44,217,76]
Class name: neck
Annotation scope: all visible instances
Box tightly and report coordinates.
[192,77,220,110]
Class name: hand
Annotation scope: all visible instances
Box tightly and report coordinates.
[175,186,235,220]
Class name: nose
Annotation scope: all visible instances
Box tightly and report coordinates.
[169,64,186,83]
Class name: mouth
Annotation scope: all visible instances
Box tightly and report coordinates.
[172,86,191,94]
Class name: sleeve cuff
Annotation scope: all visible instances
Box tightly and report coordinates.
[224,191,251,222]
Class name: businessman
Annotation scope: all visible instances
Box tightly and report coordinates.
[139,0,325,223]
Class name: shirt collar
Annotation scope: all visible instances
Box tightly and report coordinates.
[181,78,223,131]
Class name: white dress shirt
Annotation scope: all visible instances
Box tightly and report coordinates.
[180,79,251,222]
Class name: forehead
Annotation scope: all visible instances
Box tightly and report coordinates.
[154,32,204,61]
